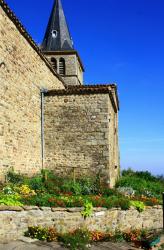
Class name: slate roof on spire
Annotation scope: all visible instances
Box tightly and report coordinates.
[42,0,74,51]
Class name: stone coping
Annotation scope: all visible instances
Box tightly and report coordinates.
[0,205,162,212]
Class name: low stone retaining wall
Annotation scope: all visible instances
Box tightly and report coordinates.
[0,205,162,242]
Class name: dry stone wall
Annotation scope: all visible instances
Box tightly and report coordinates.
[0,206,162,242]
[0,7,64,180]
[44,93,119,186]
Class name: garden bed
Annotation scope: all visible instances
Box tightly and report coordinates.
[0,169,163,210]
[0,169,163,247]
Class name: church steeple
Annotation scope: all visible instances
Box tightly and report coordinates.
[42,0,73,51]
[42,0,84,86]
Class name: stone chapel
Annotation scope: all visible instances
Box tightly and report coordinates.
[0,0,120,187]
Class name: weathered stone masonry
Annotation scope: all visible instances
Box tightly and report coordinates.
[0,206,162,242]
[0,0,120,185]
[44,86,119,187]
[0,3,64,180]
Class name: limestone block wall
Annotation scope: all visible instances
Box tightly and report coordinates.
[109,110,119,186]
[44,53,83,85]
[0,206,162,242]
[44,93,119,186]
[0,6,64,180]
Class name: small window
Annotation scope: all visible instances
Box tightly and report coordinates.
[59,58,65,75]
[51,57,57,71]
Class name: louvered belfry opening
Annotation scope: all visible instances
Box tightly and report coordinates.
[51,57,57,71]
[59,58,65,75]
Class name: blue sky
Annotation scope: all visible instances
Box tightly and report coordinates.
[6,0,164,175]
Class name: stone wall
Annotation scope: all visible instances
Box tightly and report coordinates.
[0,6,64,180]
[0,206,162,243]
[44,93,119,187]
[44,52,83,85]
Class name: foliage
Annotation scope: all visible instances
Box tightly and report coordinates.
[130,201,145,212]
[1,169,162,210]
[117,186,135,196]
[81,200,93,219]
[24,226,57,242]
[59,228,91,250]
[6,171,24,184]
[101,188,118,196]
[21,193,53,207]
[0,193,23,206]
[122,169,158,182]
[112,230,124,242]
[18,185,36,196]
[25,175,46,193]
[90,231,107,242]
[47,227,58,242]
[89,195,130,210]
[22,192,131,210]
[159,243,164,250]
[61,181,82,195]
[3,186,14,195]
[116,197,131,210]
[123,229,148,242]
[117,168,164,199]
[131,195,160,206]
[78,178,99,195]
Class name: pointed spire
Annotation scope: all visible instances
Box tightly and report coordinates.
[42,0,74,51]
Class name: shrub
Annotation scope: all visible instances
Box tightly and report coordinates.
[25,226,49,241]
[78,178,98,195]
[91,231,106,242]
[81,201,93,219]
[123,229,148,242]
[47,227,58,242]
[21,193,53,207]
[101,188,118,196]
[6,171,24,184]
[25,225,58,242]
[18,185,35,196]
[117,169,164,200]
[3,186,14,195]
[116,198,130,210]
[112,230,124,242]
[61,181,82,195]
[130,201,145,212]
[122,169,157,182]
[0,193,23,206]
[117,187,135,197]
[59,228,91,250]
[26,175,45,193]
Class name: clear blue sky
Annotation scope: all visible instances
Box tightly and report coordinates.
[6,0,164,175]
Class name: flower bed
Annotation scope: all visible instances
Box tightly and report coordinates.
[0,169,163,210]
[24,226,163,250]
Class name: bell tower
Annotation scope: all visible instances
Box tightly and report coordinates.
[41,0,84,86]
